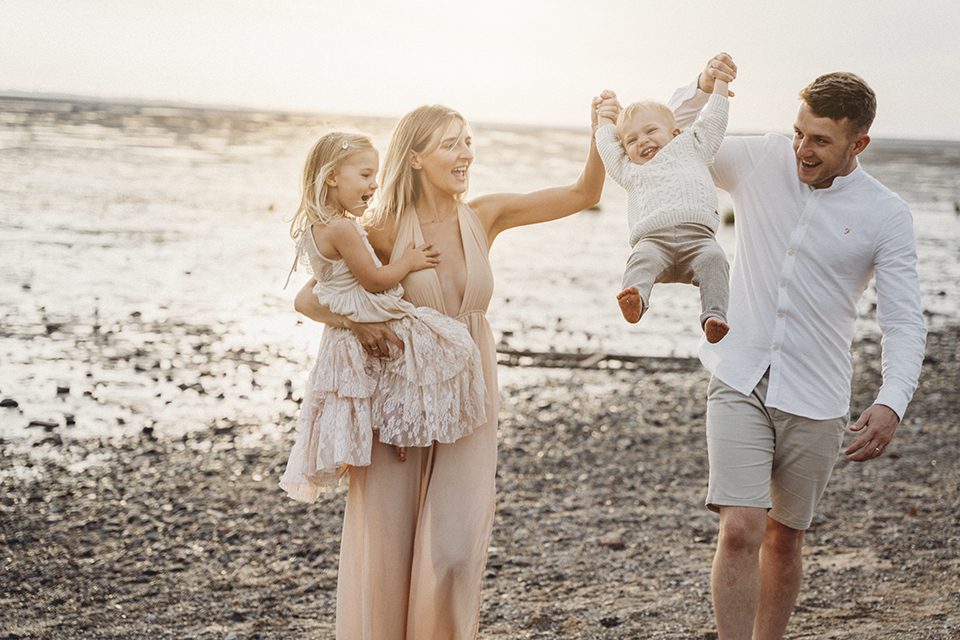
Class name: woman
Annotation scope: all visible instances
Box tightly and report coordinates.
[294,99,606,639]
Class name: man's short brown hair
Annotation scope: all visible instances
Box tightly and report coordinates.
[799,72,876,134]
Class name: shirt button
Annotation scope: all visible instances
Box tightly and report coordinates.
[787,248,796,256]
[777,310,785,318]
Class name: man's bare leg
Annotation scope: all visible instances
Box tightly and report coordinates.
[712,506,767,639]
[753,517,804,640]
[704,317,730,343]
[617,286,644,323]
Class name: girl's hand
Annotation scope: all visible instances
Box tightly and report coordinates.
[348,320,404,359]
[401,242,440,272]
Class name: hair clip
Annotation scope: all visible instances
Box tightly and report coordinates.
[340,141,349,150]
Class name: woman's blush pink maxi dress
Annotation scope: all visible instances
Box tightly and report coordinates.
[335,204,500,640]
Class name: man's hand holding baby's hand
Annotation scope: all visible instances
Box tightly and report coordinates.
[698,52,737,97]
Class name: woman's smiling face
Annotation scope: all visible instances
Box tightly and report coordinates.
[415,118,474,196]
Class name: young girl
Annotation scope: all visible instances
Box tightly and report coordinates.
[279,132,486,503]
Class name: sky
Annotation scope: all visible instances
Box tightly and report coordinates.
[2,0,959,140]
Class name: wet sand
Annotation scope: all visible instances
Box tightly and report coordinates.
[2,96,959,638]
[1,325,958,639]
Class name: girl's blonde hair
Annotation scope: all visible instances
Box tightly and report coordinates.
[289,131,376,239]
[368,105,467,229]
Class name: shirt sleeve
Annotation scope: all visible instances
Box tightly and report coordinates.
[708,133,783,196]
[670,78,768,194]
[871,203,927,419]
[594,124,636,189]
[667,78,709,130]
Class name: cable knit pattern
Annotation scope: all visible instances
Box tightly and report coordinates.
[596,92,729,247]
[279,220,486,502]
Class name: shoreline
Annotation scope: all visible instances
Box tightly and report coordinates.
[2,326,958,638]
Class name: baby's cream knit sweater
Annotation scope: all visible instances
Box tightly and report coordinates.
[596,92,729,248]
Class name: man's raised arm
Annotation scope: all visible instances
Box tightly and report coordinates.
[669,52,737,128]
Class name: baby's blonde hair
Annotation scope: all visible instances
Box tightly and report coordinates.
[289,131,377,239]
[616,100,677,139]
[368,105,467,230]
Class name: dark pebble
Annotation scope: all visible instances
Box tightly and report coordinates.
[0,398,19,408]
[599,616,622,628]
[27,420,58,431]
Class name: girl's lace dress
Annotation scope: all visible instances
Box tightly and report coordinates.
[279,220,486,502]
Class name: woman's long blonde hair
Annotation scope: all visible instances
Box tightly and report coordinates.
[289,131,376,239]
[368,105,467,230]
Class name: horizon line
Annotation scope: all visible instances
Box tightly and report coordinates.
[2,89,958,145]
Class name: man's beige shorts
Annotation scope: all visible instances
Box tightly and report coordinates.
[705,373,847,530]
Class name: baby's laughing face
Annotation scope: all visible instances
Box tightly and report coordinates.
[619,110,680,165]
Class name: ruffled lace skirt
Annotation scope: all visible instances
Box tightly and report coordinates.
[279,307,486,502]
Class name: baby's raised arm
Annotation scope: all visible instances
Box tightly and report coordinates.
[689,72,733,163]
[593,90,635,188]
[319,221,439,293]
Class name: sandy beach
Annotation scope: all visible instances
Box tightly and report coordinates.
[2,323,958,639]
[2,96,959,639]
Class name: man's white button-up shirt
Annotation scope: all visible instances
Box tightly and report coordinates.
[670,82,926,421]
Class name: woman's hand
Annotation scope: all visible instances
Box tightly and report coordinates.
[594,90,620,128]
[348,319,404,359]
[295,279,404,357]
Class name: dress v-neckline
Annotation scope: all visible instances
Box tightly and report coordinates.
[411,205,470,317]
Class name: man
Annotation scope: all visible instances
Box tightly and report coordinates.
[669,53,927,639]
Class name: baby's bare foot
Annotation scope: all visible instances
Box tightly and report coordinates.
[617,287,643,324]
[704,317,729,343]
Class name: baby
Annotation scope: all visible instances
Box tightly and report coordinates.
[595,79,731,343]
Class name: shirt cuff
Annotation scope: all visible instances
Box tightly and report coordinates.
[873,387,909,422]
[668,77,709,111]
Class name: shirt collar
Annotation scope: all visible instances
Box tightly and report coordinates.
[805,160,864,193]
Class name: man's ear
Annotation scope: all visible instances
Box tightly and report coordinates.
[851,134,871,156]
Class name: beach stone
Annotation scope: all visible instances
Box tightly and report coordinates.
[0,398,18,408]
[599,615,622,628]
[598,529,627,550]
[27,420,58,431]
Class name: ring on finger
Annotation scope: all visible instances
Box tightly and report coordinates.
[874,446,882,454]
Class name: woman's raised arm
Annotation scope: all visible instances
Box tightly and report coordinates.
[470,96,606,246]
